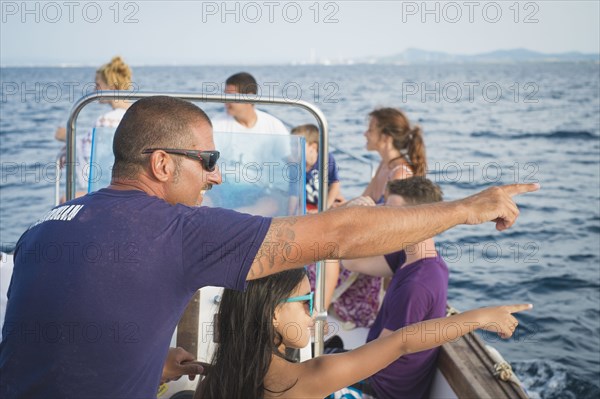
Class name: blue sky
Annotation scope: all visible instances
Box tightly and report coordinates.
[1,0,599,66]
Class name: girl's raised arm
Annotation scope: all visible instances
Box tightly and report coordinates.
[291,304,532,399]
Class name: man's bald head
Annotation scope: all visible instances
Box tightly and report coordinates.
[112,96,212,180]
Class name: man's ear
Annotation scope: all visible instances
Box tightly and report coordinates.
[148,151,174,182]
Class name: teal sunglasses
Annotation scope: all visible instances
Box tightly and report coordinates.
[283,292,314,316]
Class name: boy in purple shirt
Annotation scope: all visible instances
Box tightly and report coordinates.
[344,177,447,399]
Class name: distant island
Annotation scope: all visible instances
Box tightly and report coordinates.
[294,48,600,66]
[4,48,599,68]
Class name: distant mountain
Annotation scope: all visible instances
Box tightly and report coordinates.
[363,48,599,64]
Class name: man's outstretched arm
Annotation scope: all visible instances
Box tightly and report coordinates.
[248,184,539,280]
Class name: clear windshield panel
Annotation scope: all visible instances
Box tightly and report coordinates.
[87,126,118,193]
[205,131,305,217]
[88,127,306,217]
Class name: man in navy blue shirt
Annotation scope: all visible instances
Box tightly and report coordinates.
[0,96,538,398]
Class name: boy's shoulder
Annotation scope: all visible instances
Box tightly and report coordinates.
[393,256,448,289]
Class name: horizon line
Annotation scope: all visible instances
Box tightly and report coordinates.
[3,60,599,69]
[2,47,598,69]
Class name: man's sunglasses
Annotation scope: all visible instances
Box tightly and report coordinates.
[142,148,220,172]
[282,292,314,316]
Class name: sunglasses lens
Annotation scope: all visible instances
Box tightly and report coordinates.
[201,152,219,172]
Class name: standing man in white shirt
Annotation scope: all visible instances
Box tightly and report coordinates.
[212,72,289,136]
[210,73,293,215]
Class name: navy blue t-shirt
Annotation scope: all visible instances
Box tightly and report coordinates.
[306,152,339,206]
[0,189,271,399]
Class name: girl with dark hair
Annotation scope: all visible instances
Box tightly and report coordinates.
[197,269,531,399]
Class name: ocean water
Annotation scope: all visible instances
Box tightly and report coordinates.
[1,63,599,398]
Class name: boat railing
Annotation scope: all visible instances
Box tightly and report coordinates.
[54,153,63,206]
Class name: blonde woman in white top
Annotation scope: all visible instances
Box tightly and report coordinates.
[55,56,132,198]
